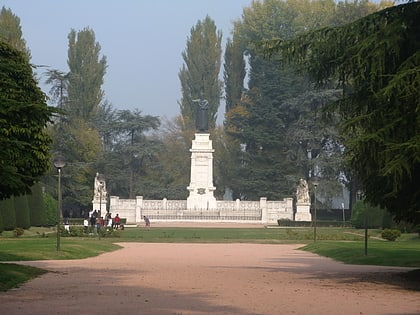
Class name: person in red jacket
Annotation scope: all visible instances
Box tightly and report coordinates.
[113,214,121,229]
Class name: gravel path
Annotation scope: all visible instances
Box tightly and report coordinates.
[1,243,419,315]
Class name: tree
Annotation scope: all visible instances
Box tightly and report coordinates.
[0,41,55,199]
[264,2,420,223]
[28,183,45,227]
[152,116,193,199]
[44,27,107,214]
[223,31,246,114]
[222,0,386,201]
[0,206,3,233]
[0,6,30,58]
[179,16,222,132]
[66,27,107,121]
[0,197,15,230]
[97,109,161,199]
[14,194,30,229]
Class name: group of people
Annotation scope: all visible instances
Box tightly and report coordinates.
[83,210,123,233]
[82,211,151,233]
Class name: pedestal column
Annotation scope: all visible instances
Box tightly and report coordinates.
[187,133,216,210]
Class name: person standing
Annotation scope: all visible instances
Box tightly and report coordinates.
[143,216,150,228]
[83,217,89,233]
[113,213,121,229]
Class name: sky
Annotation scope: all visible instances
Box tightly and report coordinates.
[2,0,253,122]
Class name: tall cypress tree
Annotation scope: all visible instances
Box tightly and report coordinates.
[28,183,45,226]
[14,195,30,229]
[179,16,222,132]
[0,197,15,230]
[0,6,30,58]
[66,27,107,121]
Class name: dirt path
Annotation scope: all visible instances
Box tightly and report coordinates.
[1,243,419,315]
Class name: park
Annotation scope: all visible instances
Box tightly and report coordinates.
[1,1,419,314]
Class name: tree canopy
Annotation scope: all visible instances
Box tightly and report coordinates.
[221,0,381,201]
[0,41,55,199]
[264,2,420,223]
[179,15,222,132]
[0,6,30,58]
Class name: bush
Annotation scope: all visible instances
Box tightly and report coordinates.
[381,229,401,241]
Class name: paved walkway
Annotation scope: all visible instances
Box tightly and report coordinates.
[1,243,419,315]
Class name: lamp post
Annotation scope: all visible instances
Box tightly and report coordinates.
[358,190,368,256]
[312,177,319,242]
[53,155,66,251]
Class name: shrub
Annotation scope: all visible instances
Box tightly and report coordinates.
[381,229,401,241]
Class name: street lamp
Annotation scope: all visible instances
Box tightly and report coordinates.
[357,190,368,256]
[53,155,66,251]
[312,177,319,242]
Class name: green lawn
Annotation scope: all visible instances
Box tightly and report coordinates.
[1,226,419,291]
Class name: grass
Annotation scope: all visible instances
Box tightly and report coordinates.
[302,239,420,267]
[1,226,419,291]
[0,263,47,291]
[120,226,365,243]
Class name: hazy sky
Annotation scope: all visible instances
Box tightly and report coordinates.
[2,0,253,122]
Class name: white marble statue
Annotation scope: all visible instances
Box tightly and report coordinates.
[94,172,107,199]
[296,178,310,203]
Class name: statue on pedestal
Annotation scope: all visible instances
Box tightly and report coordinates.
[193,95,209,133]
[94,173,107,199]
[296,178,310,203]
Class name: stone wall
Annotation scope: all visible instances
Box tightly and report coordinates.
[110,196,295,225]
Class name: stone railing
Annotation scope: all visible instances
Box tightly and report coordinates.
[109,196,295,225]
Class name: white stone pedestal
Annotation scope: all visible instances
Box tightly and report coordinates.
[187,133,217,210]
[295,202,311,221]
[92,197,107,217]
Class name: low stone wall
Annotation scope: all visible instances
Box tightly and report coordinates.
[109,196,295,225]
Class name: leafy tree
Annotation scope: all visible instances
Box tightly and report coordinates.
[14,194,30,229]
[0,207,3,233]
[43,192,58,226]
[28,183,45,226]
[224,0,323,199]
[223,31,246,114]
[152,117,193,199]
[44,69,68,109]
[0,6,30,58]
[222,0,385,201]
[97,109,161,199]
[0,41,55,199]
[0,197,15,230]
[44,27,107,214]
[264,2,420,223]
[49,118,102,212]
[179,16,222,132]
[66,27,107,121]
[351,200,387,229]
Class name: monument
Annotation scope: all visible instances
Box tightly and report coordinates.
[187,96,216,210]
[92,173,107,215]
[295,178,312,221]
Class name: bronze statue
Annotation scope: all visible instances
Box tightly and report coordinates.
[193,96,209,132]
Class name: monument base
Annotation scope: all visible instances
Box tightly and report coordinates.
[92,198,107,217]
[187,133,217,210]
[295,202,311,221]
[187,187,217,210]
